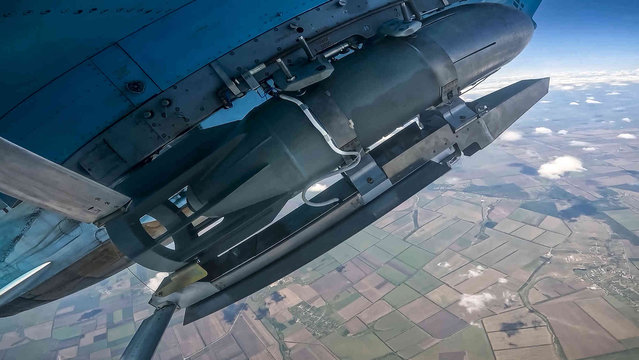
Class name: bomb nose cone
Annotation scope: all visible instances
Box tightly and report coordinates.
[422,3,535,89]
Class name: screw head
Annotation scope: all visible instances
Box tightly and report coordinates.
[143,110,154,119]
[338,0,347,6]
[126,80,145,94]
[160,98,171,107]
[366,177,374,184]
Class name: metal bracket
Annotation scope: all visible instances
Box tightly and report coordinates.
[273,57,334,92]
[438,97,479,131]
[155,263,208,298]
[211,61,242,96]
[440,79,459,102]
[345,154,392,204]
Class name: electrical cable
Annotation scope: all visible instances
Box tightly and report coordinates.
[278,94,362,207]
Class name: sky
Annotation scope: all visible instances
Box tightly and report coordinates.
[499,0,639,76]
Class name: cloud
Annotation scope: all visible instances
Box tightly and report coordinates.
[606,91,621,96]
[557,130,568,135]
[148,272,169,291]
[464,265,486,279]
[617,133,637,140]
[622,118,631,123]
[459,293,496,313]
[538,156,586,179]
[307,183,328,193]
[500,130,522,141]
[498,278,508,284]
[569,102,580,106]
[462,69,639,98]
[437,261,451,268]
[540,100,552,104]
[585,98,602,104]
[569,140,589,147]
[582,147,597,152]
[534,127,552,135]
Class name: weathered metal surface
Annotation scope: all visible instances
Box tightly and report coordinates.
[0,137,130,223]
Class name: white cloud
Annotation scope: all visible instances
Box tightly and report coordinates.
[606,91,621,96]
[622,118,631,123]
[534,127,552,135]
[500,130,522,141]
[538,156,586,179]
[465,265,486,279]
[582,147,597,152]
[459,293,496,313]
[148,272,169,292]
[540,100,552,104]
[585,98,602,104]
[569,140,590,147]
[462,69,639,98]
[569,102,580,106]
[307,183,328,193]
[437,262,451,268]
[498,278,508,284]
[618,133,637,140]
[557,130,568,135]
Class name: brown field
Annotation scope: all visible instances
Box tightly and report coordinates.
[487,326,552,350]
[426,285,462,308]
[482,307,545,332]
[337,296,372,321]
[357,300,393,324]
[535,301,624,359]
[539,216,571,236]
[289,343,336,360]
[494,345,559,360]
[575,297,639,340]
[399,297,441,324]
[353,273,395,302]
[511,225,545,241]
[417,310,468,339]
[310,271,351,301]
[534,278,575,299]
[532,231,566,247]
[344,317,367,335]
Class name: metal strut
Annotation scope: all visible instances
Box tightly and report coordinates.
[121,303,177,360]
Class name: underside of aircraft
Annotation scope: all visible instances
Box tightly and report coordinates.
[0,0,547,358]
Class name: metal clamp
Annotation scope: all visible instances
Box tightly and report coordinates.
[345,154,392,204]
